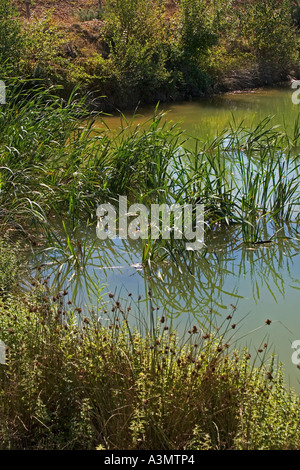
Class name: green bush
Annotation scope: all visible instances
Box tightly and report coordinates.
[292,0,300,29]
[235,0,297,69]
[0,0,23,76]
[94,0,219,103]
[76,7,103,22]
[20,12,71,82]
[179,0,218,63]
[99,0,172,104]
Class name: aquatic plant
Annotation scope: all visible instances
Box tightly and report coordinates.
[0,83,299,265]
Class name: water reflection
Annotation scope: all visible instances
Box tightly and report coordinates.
[96,85,300,141]
[28,204,300,390]
[31,223,299,318]
[28,85,300,390]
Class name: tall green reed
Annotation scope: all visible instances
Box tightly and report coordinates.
[0,82,298,266]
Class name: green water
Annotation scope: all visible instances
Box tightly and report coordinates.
[96,85,300,141]
[37,85,300,391]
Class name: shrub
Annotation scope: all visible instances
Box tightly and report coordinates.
[236,0,298,69]
[98,0,172,103]
[20,11,71,83]
[179,0,218,64]
[76,7,103,22]
[0,236,25,294]
[0,286,299,449]
[0,0,23,76]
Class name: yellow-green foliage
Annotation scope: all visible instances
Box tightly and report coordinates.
[209,0,299,80]
[3,0,300,104]
[0,237,25,294]
[20,11,71,79]
[0,282,299,450]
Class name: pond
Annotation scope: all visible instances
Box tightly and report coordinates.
[32,85,300,392]
[97,85,300,140]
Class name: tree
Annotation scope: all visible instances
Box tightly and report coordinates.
[241,0,297,66]
[179,0,218,64]
[25,1,31,19]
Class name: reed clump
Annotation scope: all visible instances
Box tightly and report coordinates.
[0,83,299,263]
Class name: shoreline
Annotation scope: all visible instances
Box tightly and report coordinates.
[88,73,297,114]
